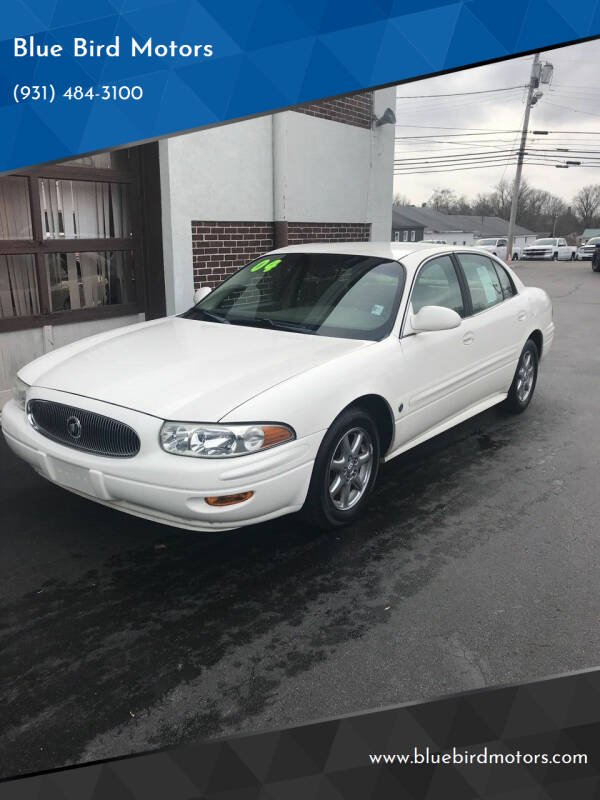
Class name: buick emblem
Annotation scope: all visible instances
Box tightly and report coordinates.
[66,416,82,439]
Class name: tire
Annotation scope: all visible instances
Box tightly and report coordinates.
[504,340,539,414]
[552,252,559,261]
[571,252,576,261]
[512,253,519,261]
[302,407,380,530]
[592,259,600,272]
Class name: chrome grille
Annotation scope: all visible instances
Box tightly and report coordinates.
[27,399,140,457]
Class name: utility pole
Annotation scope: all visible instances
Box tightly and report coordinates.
[506,53,540,263]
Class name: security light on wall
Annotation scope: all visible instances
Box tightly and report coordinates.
[373,107,396,127]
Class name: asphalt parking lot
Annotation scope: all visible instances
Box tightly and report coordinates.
[1,259,599,779]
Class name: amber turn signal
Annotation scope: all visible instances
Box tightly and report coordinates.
[205,491,254,507]
[261,425,294,448]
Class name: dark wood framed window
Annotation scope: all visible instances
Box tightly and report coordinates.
[0,149,149,333]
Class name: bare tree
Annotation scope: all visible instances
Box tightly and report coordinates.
[543,195,568,236]
[428,188,471,214]
[393,192,411,207]
[573,185,600,228]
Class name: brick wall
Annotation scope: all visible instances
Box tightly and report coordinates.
[287,222,371,245]
[294,92,373,129]
[192,221,274,288]
[191,221,371,288]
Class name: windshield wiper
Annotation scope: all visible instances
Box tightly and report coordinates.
[229,316,315,334]
[188,308,231,324]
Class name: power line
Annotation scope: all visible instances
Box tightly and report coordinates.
[393,161,584,175]
[542,101,600,118]
[394,125,522,133]
[395,85,526,99]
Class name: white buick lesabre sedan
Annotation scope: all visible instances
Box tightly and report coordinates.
[2,243,554,532]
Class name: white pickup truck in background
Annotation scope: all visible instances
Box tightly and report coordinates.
[475,238,521,262]
[521,238,577,261]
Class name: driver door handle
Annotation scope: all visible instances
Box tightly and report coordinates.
[517,310,527,322]
[463,332,475,345]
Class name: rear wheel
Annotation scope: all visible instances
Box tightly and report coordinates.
[512,252,519,261]
[302,407,380,530]
[592,259,600,272]
[504,340,539,414]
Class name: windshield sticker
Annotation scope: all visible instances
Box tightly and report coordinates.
[476,266,500,303]
[264,259,281,272]
[250,259,271,272]
[250,258,282,274]
[371,304,384,316]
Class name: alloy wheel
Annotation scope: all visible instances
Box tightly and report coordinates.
[516,351,535,403]
[328,427,373,511]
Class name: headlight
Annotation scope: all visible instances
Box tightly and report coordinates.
[12,376,29,411]
[159,421,295,458]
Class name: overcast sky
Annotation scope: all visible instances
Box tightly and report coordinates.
[393,38,600,207]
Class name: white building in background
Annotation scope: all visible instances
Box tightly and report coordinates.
[391,205,537,249]
[0,89,395,404]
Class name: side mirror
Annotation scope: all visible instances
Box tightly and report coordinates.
[411,305,461,333]
[193,286,212,304]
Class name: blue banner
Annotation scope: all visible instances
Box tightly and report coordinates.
[0,0,599,171]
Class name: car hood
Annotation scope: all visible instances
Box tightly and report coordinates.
[23,317,371,420]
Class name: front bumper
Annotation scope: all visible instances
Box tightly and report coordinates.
[1,388,321,532]
[522,251,554,260]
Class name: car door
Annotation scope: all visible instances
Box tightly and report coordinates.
[391,254,477,449]
[558,238,568,259]
[496,238,508,261]
[454,252,528,399]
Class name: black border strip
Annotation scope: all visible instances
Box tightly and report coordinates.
[3,662,600,786]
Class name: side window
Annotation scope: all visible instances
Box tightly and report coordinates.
[457,253,504,313]
[492,262,516,299]
[497,239,507,247]
[411,255,465,317]
[559,239,566,247]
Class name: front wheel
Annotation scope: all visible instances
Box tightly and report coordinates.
[512,253,519,261]
[552,252,559,261]
[571,252,576,261]
[504,340,539,414]
[302,407,380,530]
[592,259,600,272]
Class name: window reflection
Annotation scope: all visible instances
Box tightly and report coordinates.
[0,177,32,240]
[0,254,39,318]
[45,251,136,311]
[59,151,132,170]
[39,179,131,240]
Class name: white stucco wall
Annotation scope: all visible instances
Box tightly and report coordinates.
[273,87,395,236]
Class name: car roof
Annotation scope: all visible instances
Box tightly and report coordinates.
[267,241,459,261]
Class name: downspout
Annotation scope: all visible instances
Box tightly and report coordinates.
[272,113,289,247]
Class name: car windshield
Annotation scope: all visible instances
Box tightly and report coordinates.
[181,253,405,341]
[534,239,556,245]
[476,239,496,246]
[586,238,600,245]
